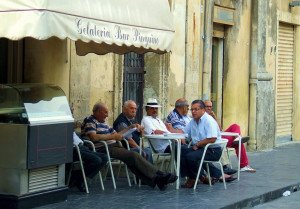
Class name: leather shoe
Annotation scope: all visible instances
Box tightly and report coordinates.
[223,166,237,175]
[219,176,237,182]
[200,176,217,185]
[154,173,169,191]
[181,178,196,188]
[167,174,178,184]
[154,172,178,190]
[233,136,250,145]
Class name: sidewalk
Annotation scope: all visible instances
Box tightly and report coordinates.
[35,142,300,209]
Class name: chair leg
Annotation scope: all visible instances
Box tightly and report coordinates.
[78,155,89,194]
[116,161,122,179]
[194,160,205,190]
[67,164,74,186]
[156,155,160,167]
[166,158,171,172]
[219,162,227,189]
[124,165,132,187]
[206,163,212,187]
[104,165,109,181]
[160,157,165,171]
[107,159,116,189]
[133,174,137,185]
[99,171,104,191]
[226,148,232,169]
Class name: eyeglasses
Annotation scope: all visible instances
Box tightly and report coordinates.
[190,108,201,112]
[205,106,212,108]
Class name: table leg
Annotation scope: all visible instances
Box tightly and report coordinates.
[238,136,241,181]
[176,139,181,189]
[170,140,175,173]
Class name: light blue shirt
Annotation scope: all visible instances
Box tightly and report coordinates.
[184,112,221,147]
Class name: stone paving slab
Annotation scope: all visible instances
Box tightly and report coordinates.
[253,190,300,209]
[34,142,300,209]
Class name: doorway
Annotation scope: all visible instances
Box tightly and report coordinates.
[211,37,224,125]
[123,52,145,122]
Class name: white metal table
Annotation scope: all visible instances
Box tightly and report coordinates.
[144,133,186,189]
[221,131,241,181]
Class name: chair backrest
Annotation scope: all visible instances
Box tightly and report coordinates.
[207,138,228,161]
[143,137,159,154]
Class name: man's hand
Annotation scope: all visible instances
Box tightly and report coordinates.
[111,133,123,141]
[153,130,165,135]
[165,123,173,130]
[165,123,183,133]
[129,124,137,129]
[181,138,186,144]
[135,124,145,132]
[192,144,199,150]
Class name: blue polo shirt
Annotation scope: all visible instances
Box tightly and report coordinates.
[184,112,221,148]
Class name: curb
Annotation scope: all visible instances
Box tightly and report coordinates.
[220,182,300,209]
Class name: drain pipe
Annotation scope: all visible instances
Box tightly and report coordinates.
[201,0,214,100]
[183,0,188,96]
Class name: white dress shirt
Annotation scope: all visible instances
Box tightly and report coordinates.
[141,115,170,153]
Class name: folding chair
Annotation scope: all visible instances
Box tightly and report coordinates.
[67,142,105,193]
[193,139,229,190]
[116,139,137,185]
[143,137,172,172]
[67,144,90,193]
[224,135,249,181]
[95,139,132,189]
[83,140,105,191]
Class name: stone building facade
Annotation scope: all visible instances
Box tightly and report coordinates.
[1,0,300,150]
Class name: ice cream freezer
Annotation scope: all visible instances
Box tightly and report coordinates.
[0,84,73,209]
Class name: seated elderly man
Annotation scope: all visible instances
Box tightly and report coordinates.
[113,100,153,163]
[81,102,177,190]
[181,100,236,188]
[141,98,179,153]
[165,98,191,133]
[204,100,256,173]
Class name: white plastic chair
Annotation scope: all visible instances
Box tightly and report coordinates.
[193,138,229,190]
[83,140,105,191]
[95,139,132,189]
[144,137,173,172]
[67,142,105,193]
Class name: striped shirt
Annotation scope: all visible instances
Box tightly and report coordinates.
[166,109,191,130]
[81,115,116,145]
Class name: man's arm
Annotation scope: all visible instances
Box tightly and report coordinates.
[165,123,184,133]
[142,117,158,134]
[192,137,216,150]
[87,132,123,142]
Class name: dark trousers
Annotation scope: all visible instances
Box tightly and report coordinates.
[73,145,108,179]
[97,143,158,186]
[180,146,222,179]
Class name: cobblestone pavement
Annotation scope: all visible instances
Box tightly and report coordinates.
[34,142,300,209]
